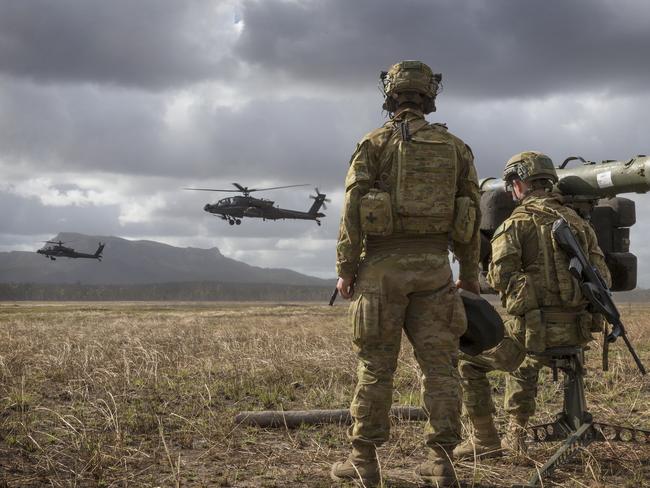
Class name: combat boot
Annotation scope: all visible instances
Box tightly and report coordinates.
[501,415,529,455]
[453,414,503,460]
[330,442,380,486]
[416,445,458,487]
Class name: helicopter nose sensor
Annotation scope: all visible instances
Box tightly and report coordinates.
[203,204,211,212]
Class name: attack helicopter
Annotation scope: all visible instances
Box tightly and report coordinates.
[37,240,105,261]
[185,183,329,226]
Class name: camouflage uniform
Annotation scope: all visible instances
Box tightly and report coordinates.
[457,153,611,458]
[461,193,610,417]
[336,106,481,449]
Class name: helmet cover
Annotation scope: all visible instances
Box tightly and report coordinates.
[503,151,558,184]
[381,60,441,113]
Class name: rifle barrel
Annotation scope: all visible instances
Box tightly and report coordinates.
[621,332,647,375]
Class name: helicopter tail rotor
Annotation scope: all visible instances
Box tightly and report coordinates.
[308,188,330,214]
[310,188,331,210]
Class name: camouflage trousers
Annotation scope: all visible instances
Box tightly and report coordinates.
[347,252,467,447]
[459,316,588,421]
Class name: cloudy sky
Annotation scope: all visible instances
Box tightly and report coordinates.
[1,0,649,282]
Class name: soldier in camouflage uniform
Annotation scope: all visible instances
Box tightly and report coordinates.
[454,151,611,460]
[331,60,481,487]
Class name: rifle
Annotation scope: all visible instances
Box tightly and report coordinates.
[329,287,338,306]
[552,218,646,375]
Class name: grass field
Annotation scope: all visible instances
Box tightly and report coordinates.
[0,301,649,487]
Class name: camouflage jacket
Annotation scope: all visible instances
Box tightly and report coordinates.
[335,108,480,280]
[487,192,611,314]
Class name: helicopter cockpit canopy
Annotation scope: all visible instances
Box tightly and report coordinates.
[218,197,239,206]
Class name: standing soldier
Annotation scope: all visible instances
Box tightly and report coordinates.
[455,151,611,459]
[331,60,481,487]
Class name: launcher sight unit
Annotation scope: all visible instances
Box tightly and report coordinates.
[479,155,650,292]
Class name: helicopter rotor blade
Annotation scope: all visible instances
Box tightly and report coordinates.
[245,184,310,192]
[186,183,310,194]
[184,188,243,192]
[232,183,248,192]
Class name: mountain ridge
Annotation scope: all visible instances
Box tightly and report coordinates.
[0,232,331,287]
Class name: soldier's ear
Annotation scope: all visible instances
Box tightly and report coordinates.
[512,179,528,199]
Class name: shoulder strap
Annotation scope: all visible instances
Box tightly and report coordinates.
[375,118,431,185]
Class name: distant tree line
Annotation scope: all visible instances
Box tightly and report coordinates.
[0,282,333,301]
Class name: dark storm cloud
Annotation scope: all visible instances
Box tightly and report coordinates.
[237,0,650,98]
[0,79,168,172]
[0,76,372,186]
[1,0,650,284]
[0,0,235,89]
[2,70,648,211]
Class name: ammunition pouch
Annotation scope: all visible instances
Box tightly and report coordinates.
[360,189,393,236]
[589,312,604,333]
[578,313,596,342]
[451,196,477,244]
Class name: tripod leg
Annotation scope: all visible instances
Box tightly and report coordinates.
[521,422,596,487]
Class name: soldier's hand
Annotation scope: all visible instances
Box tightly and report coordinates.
[455,279,480,295]
[337,276,355,300]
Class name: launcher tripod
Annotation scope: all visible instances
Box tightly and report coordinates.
[513,346,650,488]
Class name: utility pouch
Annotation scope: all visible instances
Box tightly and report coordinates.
[524,309,545,353]
[360,189,393,236]
[589,312,604,333]
[349,293,381,344]
[577,313,595,343]
[451,196,476,244]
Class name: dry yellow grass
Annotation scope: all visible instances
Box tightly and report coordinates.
[0,301,649,487]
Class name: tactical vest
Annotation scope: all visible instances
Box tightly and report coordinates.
[360,118,459,236]
[511,198,591,309]
[496,196,599,352]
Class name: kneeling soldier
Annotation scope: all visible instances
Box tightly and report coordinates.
[455,151,610,459]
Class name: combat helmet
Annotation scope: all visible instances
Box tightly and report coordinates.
[381,60,442,114]
[503,151,558,187]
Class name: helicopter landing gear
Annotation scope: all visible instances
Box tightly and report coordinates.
[235,219,241,225]
[316,220,321,226]
[229,219,235,225]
